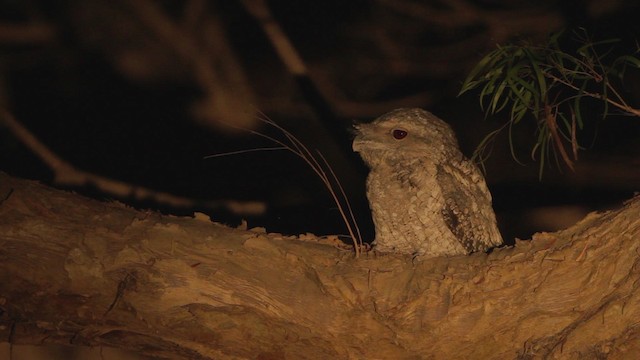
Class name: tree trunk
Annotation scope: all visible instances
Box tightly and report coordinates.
[1,172,639,359]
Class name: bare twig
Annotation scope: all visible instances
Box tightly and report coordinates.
[377,0,563,43]
[544,103,574,171]
[0,110,265,215]
[0,22,55,44]
[210,111,364,256]
[127,0,257,128]
[316,151,363,251]
[239,0,307,76]
[546,72,640,117]
[239,0,436,118]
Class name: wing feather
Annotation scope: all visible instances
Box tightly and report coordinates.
[436,159,502,252]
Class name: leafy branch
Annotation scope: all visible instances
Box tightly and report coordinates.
[459,29,640,178]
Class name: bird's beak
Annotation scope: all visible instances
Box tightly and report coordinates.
[350,122,362,135]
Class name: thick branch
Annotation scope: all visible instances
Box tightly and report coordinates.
[1,172,639,359]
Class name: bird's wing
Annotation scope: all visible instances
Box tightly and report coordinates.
[435,159,502,252]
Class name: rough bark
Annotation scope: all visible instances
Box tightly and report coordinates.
[0,172,639,359]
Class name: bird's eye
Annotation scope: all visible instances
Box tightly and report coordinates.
[392,129,408,140]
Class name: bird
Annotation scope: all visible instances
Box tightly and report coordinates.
[352,108,502,257]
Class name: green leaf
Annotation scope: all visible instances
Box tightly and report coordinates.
[472,127,504,169]
[510,96,529,124]
[490,80,508,114]
[524,48,548,98]
[507,116,525,166]
[508,77,538,113]
[533,127,550,180]
[557,112,573,142]
[574,104,583,132]
[612,55,640,77]
[459,50,502,95]
[548,30,565,47]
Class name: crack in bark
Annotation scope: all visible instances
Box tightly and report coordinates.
[0,188,13,205]
[105,272,137,316]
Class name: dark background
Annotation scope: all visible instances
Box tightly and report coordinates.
[1,0,639,244]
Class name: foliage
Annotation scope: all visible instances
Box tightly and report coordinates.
[459,29,640,178]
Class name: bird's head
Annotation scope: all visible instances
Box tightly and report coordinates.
[353,108,459,166]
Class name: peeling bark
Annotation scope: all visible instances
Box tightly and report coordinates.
[1,172,639,359]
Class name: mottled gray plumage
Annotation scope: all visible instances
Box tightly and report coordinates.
[353,108,502,257]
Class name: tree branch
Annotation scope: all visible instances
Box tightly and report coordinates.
[546,72,640,117]
[126,0,258,128]
[1,172,640,358]
[0,110,265,216]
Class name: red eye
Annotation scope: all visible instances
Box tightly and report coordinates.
[392,129,408,139]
